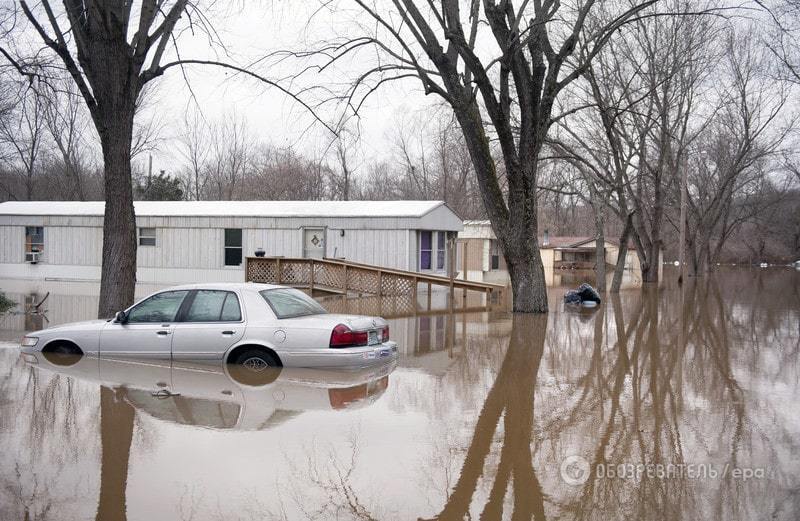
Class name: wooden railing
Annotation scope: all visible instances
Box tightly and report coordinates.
[245,256,503,301]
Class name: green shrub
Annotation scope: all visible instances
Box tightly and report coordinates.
[0,292,16,314]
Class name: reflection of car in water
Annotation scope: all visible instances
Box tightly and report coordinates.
[21,352,395,430]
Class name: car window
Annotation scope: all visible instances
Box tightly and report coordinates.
[127,291,189,323]
[260,288,328,319]
[184,290,242,322]
[126,390,241,429]
[220,292,242,321]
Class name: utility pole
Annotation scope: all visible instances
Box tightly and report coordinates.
[147,154,153,189]
[678,153,688,285]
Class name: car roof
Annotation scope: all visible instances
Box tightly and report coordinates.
[162,282,283,292]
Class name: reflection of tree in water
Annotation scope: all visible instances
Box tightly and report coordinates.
[95,386,136,521]
[554,277,799,521]
[4,271,797,521]
[426,314,547,521]
[279,275,798,520]
[0,352,98,521]
[277,315,548,521]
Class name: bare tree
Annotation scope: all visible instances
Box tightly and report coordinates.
[204,113,254,200]
[178,109,209,201]
[0,1,206,316]
[0,83,46,200]
[289,0,702,311]
[0,1,330,316]
[552,1,719,286]
[331,127,359,201]
[681,29,792,273]
[42,80,96,200]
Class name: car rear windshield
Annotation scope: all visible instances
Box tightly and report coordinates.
[259,288,328,319]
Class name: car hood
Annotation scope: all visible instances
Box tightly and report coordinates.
[31,319,109,335]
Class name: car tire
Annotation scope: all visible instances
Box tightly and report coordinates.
[228,348,281,386]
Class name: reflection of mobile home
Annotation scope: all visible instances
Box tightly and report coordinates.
[0,201,462,284]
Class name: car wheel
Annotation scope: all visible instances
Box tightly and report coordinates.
[228,348,281,386]
[233,348,280,369]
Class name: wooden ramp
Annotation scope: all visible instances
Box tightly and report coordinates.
[245,256,503,301]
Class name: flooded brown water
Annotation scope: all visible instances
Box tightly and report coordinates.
[0,268,798,520]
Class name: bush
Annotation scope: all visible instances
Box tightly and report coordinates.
[0,292,16,314]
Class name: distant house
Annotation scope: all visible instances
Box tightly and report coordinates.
[456,220,647,284]
[0,201,463,284]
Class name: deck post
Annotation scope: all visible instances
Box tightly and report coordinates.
[462,241,468,280]
[412,276,418,310]
[276,258,282,284]
[343,264,348,293]
[427,282,432,310]
[378,270,383,296]
[310,259,315,291]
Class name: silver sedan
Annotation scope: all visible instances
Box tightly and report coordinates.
[20,283,398,368]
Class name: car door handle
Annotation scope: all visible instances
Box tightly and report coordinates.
[221,330,235,335]
[156,330,171,336]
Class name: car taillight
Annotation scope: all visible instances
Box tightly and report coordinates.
[330,324,369,348]
[381,325,389,342]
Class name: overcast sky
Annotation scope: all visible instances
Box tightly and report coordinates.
[140,1,439,176]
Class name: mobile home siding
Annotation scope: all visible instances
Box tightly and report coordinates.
[0,201,463,284]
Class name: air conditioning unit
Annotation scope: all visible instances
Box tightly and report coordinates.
[28,251,41,264]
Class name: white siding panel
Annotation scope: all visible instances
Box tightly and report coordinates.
[244,229,302,258]
[48,226,103,266]
[327,229,407,270]
[0,226,24,263]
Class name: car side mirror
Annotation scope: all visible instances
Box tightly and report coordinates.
[115,311,128,324]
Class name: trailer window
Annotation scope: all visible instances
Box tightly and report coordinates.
[139,227,156,246]
[419,231,432,270]
[25,226,44,262]
[224,229,242,266]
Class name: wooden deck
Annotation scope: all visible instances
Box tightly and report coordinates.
[245,256,504,302]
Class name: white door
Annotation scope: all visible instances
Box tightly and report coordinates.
[303,228,325,259]
[100,290,190,358]
[171,290,245,360]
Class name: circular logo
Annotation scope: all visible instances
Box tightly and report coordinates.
[560,455,590,486]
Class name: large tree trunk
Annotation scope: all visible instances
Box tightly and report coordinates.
[642,177,663,283]
[97,112,137,318]
[591,191,607,293]
[611,214,633,293]
[505,250,549,313]
[503,162,548,313]
[452,103,548,313]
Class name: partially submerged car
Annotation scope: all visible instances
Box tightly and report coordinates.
[19,283,398,368]
[21,351,396,430]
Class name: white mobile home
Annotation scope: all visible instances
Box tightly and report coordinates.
[0,201,462,284]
